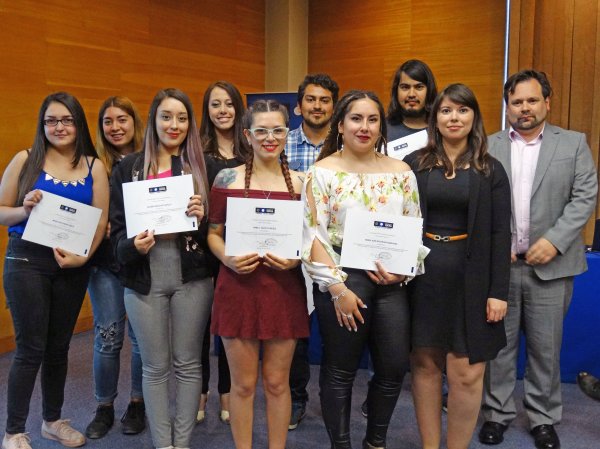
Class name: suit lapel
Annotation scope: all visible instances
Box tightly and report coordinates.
[531,125,559,197]
[493,132,512,190]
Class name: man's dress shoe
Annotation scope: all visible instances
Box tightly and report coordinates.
[530,424,560,449]
[478,421,507,445]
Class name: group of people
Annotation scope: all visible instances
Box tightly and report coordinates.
[0,60,596,449]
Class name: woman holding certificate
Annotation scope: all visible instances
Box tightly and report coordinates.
[197,81,249,424]
[207,99,308,449]
[85,96,146,439]
[302,90,423,449]
[0,92,109,449]
[404,84,510,449]
[110,88,213,449]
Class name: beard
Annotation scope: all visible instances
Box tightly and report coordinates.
[510,114,545,131]
[303,115,330,130]
[401,105,426,119]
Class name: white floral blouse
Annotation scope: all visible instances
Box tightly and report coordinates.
[302,165,427,292]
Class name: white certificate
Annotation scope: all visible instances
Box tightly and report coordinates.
[22,190,102,257]
[340,209,423,276]
[387,129,428,160]
[122,174,196,238]
[225,197,303,259]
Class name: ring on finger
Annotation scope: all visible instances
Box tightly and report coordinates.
[346,313,353,319]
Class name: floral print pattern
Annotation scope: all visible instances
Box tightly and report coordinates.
[302,165,425,291]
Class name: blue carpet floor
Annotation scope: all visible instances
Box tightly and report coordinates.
[0,330,599,448]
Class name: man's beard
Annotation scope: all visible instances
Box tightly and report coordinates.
[303,115,330,130]
[401,106,426,119]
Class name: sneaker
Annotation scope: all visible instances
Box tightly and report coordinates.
[361,399,368,418]
[2,433,32,449]
[121,401,146,435]
[41,419,85,448]
[196,392,208,423]
[219,410,230,424]
[288,402,306,430]
[85,404,114,439]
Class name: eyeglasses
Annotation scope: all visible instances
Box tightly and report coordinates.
[248,127,289,140]
[43,118,75,127]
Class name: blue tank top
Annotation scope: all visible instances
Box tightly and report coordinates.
[8,158,96,235]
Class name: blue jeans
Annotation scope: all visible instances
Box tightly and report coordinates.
[3,236,90,433]
[88,266,143,403]
[124,239,213,448]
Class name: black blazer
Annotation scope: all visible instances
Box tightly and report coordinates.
[110,152,212,295]
[405,150,512,363]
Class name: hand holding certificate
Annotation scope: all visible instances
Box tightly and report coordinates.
[122,174,197,238]
[224,197,303,259]
[340,209,423,276]
[22,190,102,257]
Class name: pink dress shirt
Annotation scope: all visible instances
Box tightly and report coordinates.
[509,125,544,254]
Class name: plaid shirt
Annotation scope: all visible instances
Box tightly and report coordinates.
[285,124,325,173]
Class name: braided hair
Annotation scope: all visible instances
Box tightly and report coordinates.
[243,99,295,199]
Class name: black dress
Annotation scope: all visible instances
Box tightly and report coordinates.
[411,168,470,354]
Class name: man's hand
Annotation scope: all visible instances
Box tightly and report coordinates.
[525,237,558,265]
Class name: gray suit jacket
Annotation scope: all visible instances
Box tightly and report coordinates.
[489,123,598,280]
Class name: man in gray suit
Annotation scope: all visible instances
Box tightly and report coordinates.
[479,70,598,449]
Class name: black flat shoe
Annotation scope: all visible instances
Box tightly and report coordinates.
[478,421,507,445]
[121,401,146,435]
[577,372,600,401]
[85,404,114,439]
[530,424,560,449]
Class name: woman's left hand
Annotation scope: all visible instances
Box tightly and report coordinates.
[186,194,205,220]
[366,261,406,285]
[263,252,300,271]
[53,247,87,269]
[486,297,507,323]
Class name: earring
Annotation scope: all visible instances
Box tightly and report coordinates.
[337,132,344,150]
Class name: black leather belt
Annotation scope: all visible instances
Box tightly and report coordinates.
[516,253,527,260]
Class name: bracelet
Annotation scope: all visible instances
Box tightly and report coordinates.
[330,288,348,316]
[330,288,348,303]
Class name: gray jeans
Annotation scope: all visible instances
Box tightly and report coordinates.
[124,239,213,448]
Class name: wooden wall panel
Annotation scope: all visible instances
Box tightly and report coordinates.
[0,0,265,353]
[308,0,507,133]
[509,0,600,242]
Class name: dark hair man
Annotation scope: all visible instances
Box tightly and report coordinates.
[286,73,339,430]
[479,70,598,449]
[286,73,339,173]
[387,59,438,141]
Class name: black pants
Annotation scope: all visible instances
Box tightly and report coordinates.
[315,269,410,448]
[201,320,231,395]
[289,328,311,405]
[4,236,90,433]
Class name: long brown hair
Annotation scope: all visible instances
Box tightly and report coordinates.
[96,96,144,176]
[242,100,295,199]
[199,81,249,161]
[317,90,387,162]
[416,83,490,177]
[142,88,209,211]
[17,92,96,205]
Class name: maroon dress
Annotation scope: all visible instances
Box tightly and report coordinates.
[209,187,309,340]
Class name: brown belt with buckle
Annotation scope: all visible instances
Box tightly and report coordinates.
[425,232,468,242]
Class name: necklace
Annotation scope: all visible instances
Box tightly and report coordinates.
[253,176,272,200]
